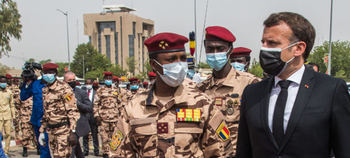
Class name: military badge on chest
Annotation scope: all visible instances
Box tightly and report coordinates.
[176,109,201,122]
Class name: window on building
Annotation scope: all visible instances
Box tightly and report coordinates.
[129,35,134,57]
[133,22,136,37]
[105,35,111,60]
[115,32,118,65]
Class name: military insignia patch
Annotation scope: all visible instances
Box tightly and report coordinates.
[159,41,169,49]
[176,109,201,122]
[64,94,72,102]
[216,121,230,141]
[157,122,168,134]
[215,97,223,106]
[110,130,123,151]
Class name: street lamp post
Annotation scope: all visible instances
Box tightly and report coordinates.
[327,0,333,75]
[57,9,71,70]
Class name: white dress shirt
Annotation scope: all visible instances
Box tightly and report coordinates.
[268,65,305,133]
[87,89,94,102]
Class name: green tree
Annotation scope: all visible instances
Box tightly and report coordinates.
[56,62,68,76]
[248,59,264,78]
[198,62,210,69]
[0,0,22,57]
[309,41,350,79]
[39,59,52,65]
[71,43,112,79]
[0,63,10,75]
[127,57,136,75]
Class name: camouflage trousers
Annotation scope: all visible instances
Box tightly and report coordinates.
[47,125,72,158]
[100,121,118,155]
[13,111,20,140]
[20,121,36,148]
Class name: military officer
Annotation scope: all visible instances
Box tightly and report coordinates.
[94,72,122,158]
[196,26,261,157]
[19,97,36,157]
[6,74,21,142]
[0,75,15,155]
[109,32,231,157]
[38,63,80,157]
[230,47,252,72]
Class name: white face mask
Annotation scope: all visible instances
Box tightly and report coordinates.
[154,60,188,87]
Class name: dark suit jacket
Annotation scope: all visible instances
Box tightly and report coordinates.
[74,87,93,137]
[237,67,350,158]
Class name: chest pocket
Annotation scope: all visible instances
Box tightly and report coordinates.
[130,117,157,157]
[174,122,203,155]
[45,94,64,113]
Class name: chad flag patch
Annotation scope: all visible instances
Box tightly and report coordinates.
[176,109,201,122]
[64,94,72,102]
[216,121,230,141]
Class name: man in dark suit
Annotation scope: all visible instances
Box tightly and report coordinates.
[64,72,93,158]
[236,12,350,158]
[81,78,99,156]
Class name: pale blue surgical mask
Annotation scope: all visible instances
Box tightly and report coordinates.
[42,74,56,84]
[231,62,247,72]
[104,80,112,86]
[187,69,195,79]
[206,52,229,71]
[0,83,7,88]
[130,85,139,90]
[154,60,188,87]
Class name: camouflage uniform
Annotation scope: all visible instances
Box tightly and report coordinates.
[19,97,36,148]
[9,84,21,140]
[109,82,231,157]
[196,67,261,156]
[39,80,80,157]
[93,86,122,155]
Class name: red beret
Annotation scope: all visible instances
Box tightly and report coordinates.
[144,32,189,55]
[5,74,12,79]
[143,81,149,85]
[128,77,138,82]
[93,82,99,86]
[148,72,156,77]
[76,81,81,86]
[42,63,58,71]
[112,76,119,80]
[103,72,113,76]
[205,26,236,43]
[230,47,252,58]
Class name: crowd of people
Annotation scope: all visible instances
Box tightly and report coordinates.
[0,11,349,158]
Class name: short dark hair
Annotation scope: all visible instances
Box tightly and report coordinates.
[308,62,319,70]
[263,12,315,59]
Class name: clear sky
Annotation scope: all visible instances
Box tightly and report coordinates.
[1,0,349,69]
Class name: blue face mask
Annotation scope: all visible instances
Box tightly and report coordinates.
[206,52,229,71]
[104,80,112,86]
[231,62,247,72]
[0,83,7,89]
[130,85,139,90]
[187,69,195,79]
[42,74,56,84]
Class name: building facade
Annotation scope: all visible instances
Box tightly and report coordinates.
[84,7,154,74]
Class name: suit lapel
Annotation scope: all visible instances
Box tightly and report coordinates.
[279,67,315,152]
[260,77,279,149]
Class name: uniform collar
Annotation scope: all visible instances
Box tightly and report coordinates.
[208,67,238,88]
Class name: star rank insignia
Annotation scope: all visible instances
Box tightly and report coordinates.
[176,109,201,122]
[215,97,223,106]
[158,41,169,49]
[157,122,168,134]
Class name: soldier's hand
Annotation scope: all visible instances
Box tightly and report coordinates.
[68,132,78,146]
[38,133,46,146]
[95,116,102,126]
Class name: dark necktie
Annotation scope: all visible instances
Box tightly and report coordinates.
[273,80,291,146]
